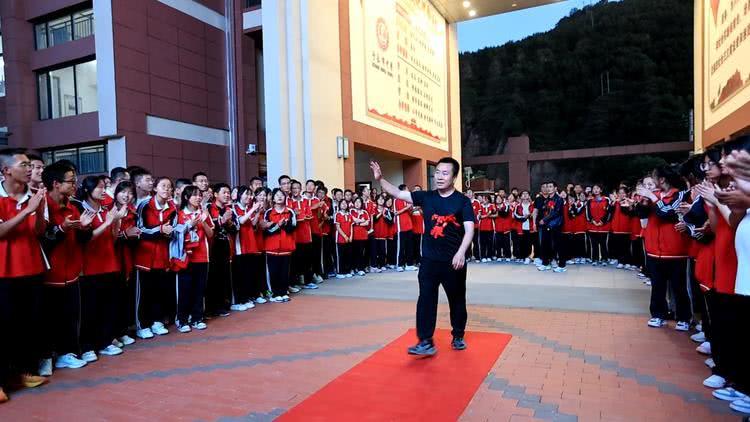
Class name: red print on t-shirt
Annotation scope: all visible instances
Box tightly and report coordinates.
[430,214,460,239]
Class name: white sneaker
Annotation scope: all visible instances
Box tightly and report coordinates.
[191,321,207,330]
[55,353,87,369]
[705,358,716,369]
[713,387,748,401]
[302,282,320,289]
[534,258,542,265]
[244,301,256,309]
[99,345,123,356]
[566,260,575,265]
[372,268,382,273]
[230,304,248,312]
[696,323,703,332]
[112,338,124,348]
[703,374,726,389]
[644,279,652,286]
[616,264,624,269]
[288,286,301,293]
[397,267,405,272]
[730,397,750,414]
[81,351,98,362]
[647,318,666,328]
[39,358,53,376]
[269,296,285,303]
[136,328,154,339]
[524,258,531,265]
[281,295,291,301]
[505,258,512,262]
[675,321,690,332]
[151,323,169,336]
[553,267,567,273]
[405,265,418,271]
[696,341,711,355]
[356,271,366,276]
[690,332,706,343]
[537,265,551,272]
[119,335,135,346]
[599,261,607,267]
[346,273,353,278]
[255,297,268,304]
[480,258,488,263]
[336,274,346,279]
[178,324,192,333]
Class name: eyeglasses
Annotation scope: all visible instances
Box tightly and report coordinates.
[61,178,78,185]
[699,162,717,171]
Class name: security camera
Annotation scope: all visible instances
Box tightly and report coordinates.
[245,144,257,155]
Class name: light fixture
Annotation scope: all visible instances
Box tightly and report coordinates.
[512,3,517,7]
[468,9,477,17]
[462,1,471,8]
[336,136,350,159]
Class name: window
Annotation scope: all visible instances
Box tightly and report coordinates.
[38,60,98,120]
[41,144,106,174]
[0,127,7,146]
[35,8,94,50]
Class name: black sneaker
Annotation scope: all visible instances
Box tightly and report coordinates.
[218,309,231,317]
[451,337,467,350]
[407,339,437,356]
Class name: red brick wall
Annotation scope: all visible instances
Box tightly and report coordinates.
[113,0,230,181]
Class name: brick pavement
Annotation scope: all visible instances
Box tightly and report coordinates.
[0,294,734,421]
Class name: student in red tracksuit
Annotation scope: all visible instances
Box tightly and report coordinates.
[231,185,263,309]
[363,186,379,270]
[411,185,425,265]
[372,195,393,271]
[252,188,269,302]
[0,149,49,399]
[351,197,371,275]
[134,176,177,339]
[469,192,482,261]
[478,195,496,261]
[75,176,127,361]
[568,193,588,263]
[290,180,315,289]
[385,196,397,267]
[335,199,354,278]
[609,187,634,268]
[586,184,612,266]
[174,186,214,332]
[264,188,297,302]
[494,194,513,261]
[305,180,325,282]
[112,181,138,347]
[41,161,96,371]
[513,191,536,263]
[637,165,692,330]
[560,191,576,265]
[394,185,415,270]
[316,187,335,278]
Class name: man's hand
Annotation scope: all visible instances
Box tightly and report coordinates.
[26,188,47,215]
[674,221,687,233]
[79,210,96,228]
[61,215,81,231]
[451,252,466,270]
[370,161,383,181]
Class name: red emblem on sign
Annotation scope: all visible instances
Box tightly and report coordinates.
[376,17,389,51]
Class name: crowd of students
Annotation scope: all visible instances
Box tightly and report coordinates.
[1,136,749,413]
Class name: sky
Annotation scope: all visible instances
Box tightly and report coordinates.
[457,0,595,53]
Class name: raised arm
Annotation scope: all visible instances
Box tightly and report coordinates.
[370,161,412,204]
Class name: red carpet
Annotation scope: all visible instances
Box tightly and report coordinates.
[278,329,512,421]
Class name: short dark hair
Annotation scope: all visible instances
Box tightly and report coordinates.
[317,186,328,194]
[110,166,128,180]
[192,172,208,182]
[114,180,135,205]
[0,148,28,172]
[344,189,353,195]
[437,157,460,178]
[332,188,343,195]
[250,176,263,184]
[26,153,43,163]
[398,184,407,191]
[278,175,291,184]
[130,167,152,183]
[42,160,76,190]
[291,179,302,188]
[175,178,192,188]
[212,182,230,194]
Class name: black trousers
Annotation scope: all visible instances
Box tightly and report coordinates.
[0,276,44,383]
[513,230,532,259]
[352,240,368,272]
[233,253,266,301]
[468,230,480,260]
[42,282,81,359]
[397,230,413,267]
[80,274,119,353]
[569,233,587,259]
[206,240,231,315]
[532,231,541,259]
[479,231,494,259]
[412,233,423,264]
[311,235,324,277]
[630,238,645,269]
[589,232,609,261]
[369,236,379,268]
[267,254,291,297]
[709,292,750,392]
[373,239,388,268]
[322,235,335,276]
[177,262,209,326]
[416,257,468,341]
[115,273,135,338]
[648,258,691,322]
[387,238,397,266]
[335,243,353,274]
[293,242,313,284]
[609,233,631,264]
[136,269,172,330]
[540,227,565,267]
[494,232,511,259]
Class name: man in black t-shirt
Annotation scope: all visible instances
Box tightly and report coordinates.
[371,157,475,356]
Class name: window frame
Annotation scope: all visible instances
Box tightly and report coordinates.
[37,58,96,121]
[40,143,108,175]
[33,6,94,51]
